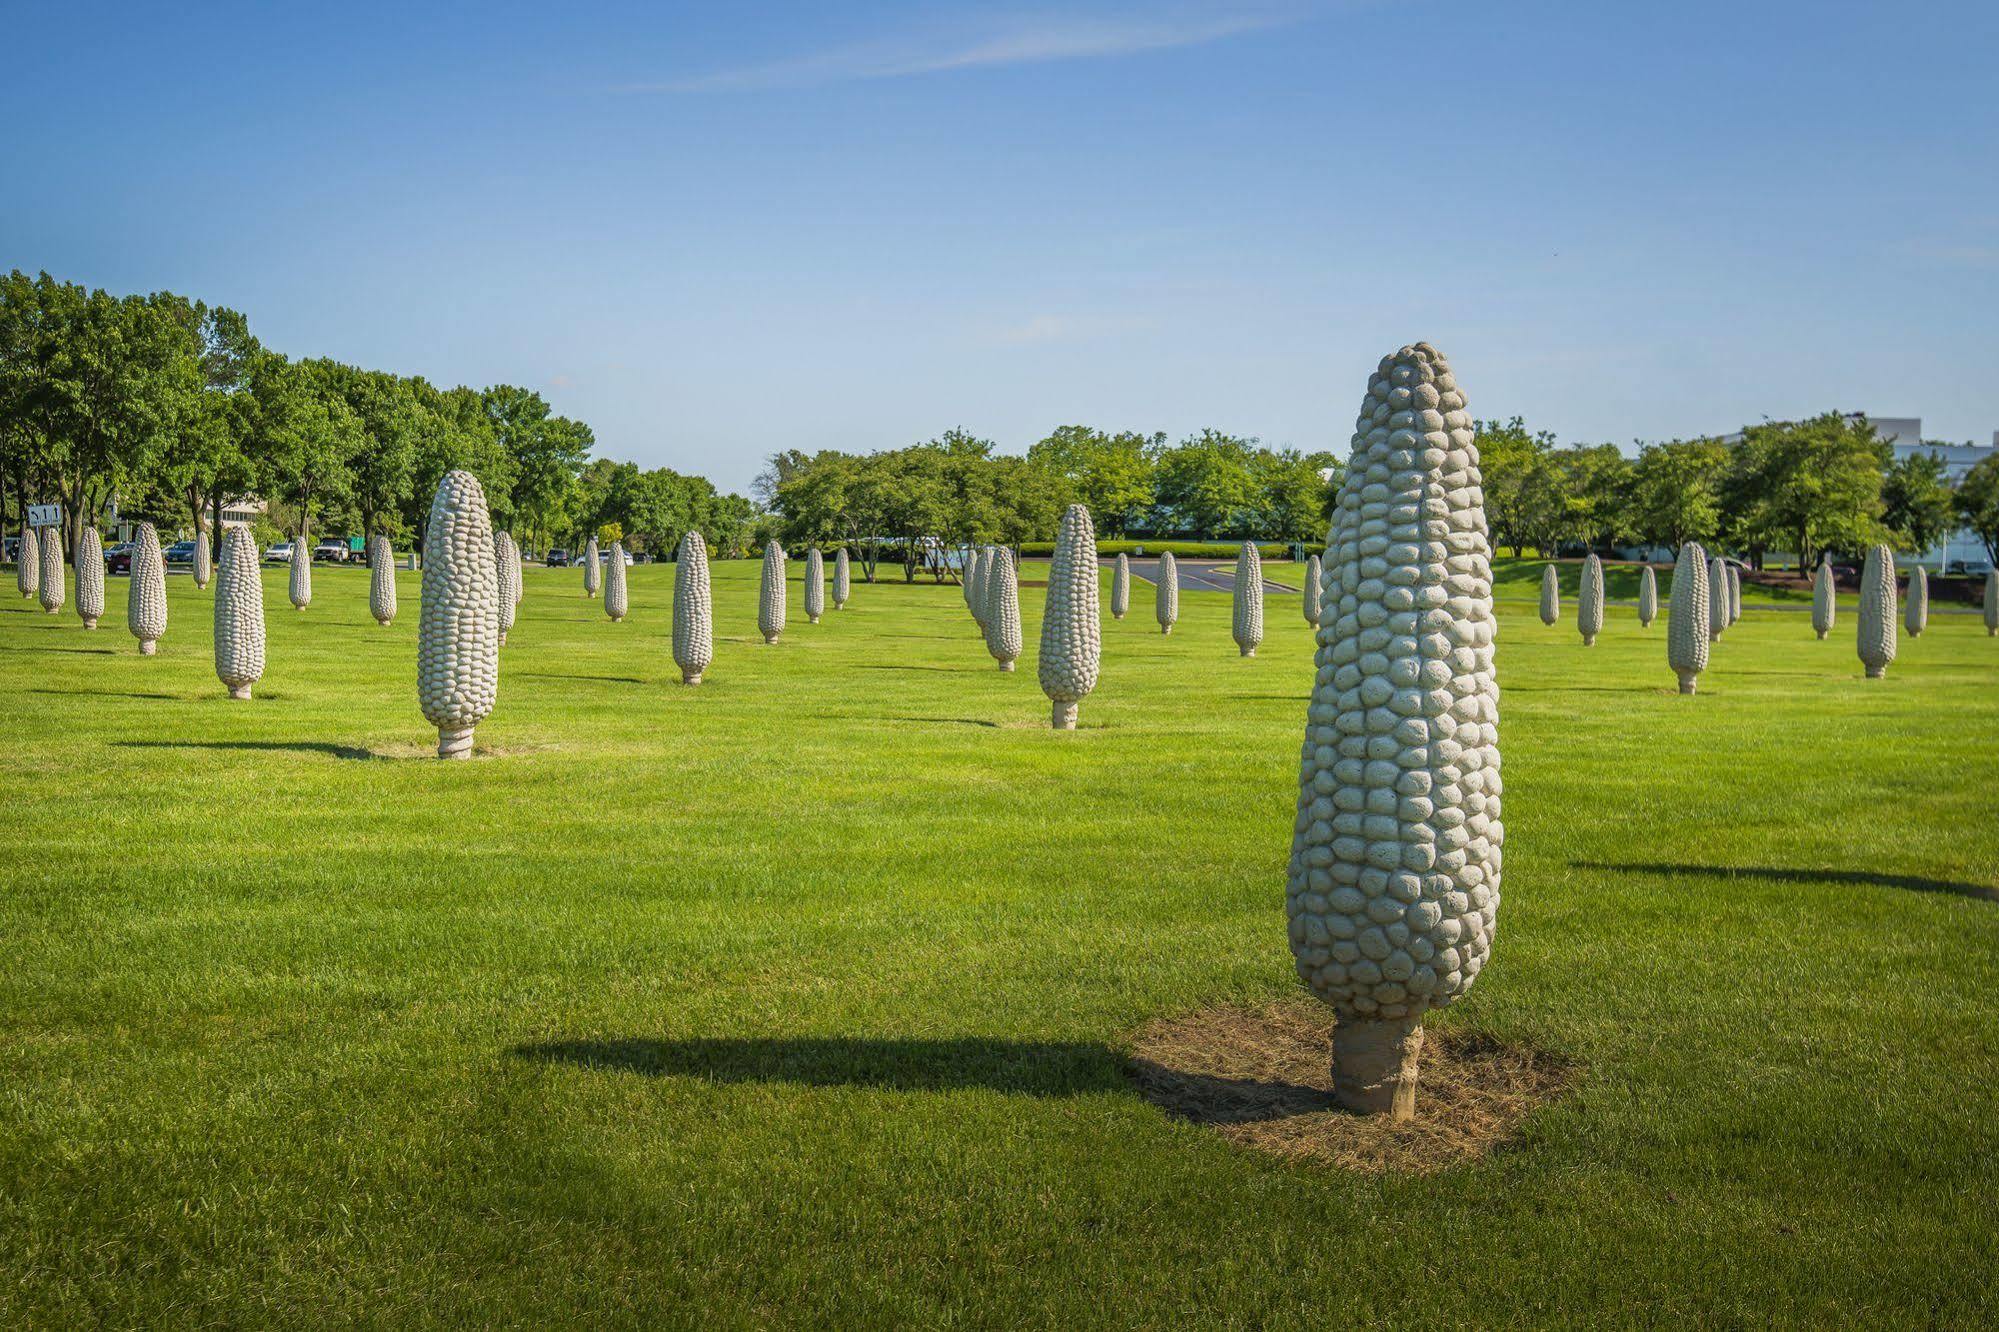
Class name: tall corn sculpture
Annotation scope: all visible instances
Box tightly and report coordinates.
[604,541,628,623]
[1727,564,1742,626]
[1233,541,1264,657]
[962,546,981,621]
[1707,556,1728,642]
[1668,543,1710,693]
[1812,559,1835,639]
[511,536,524,609]
[369,535,398,627]
[192,520,213,588]
[759,540,786,644]
[16,523,37,598]
[983,544,1022,671]
[37,526,64,613]
[1039,504,1100,729]
[1538,563,1559,626]
[1637,564,1658,628]
[214,526,265,699]
[1303,552,1322,626]
[1156,550,1178,634]
[833,547,850,609]
[970,547,992,629]
[1904,565,1927,638]
[804,547,825,623]
[1288,342,1500,1120]
[673,531,713,684]
[583,535,600,597]
[1984,569,1997,636]
[74,526,105,629]
[288,523,312,610]
[1857,544,1896,679]
[1111,552,1130,620]
[127,522,166,654]
[494,534,519,642]
[418,470,501,758]
[1577,553,1604,646]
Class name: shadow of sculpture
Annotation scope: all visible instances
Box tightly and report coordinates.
[1574,860,1997,903]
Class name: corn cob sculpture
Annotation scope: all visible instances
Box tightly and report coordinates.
[1812,559,1835,639]
[970,546,992,629]
[604,541,628,623]
[1233,541,1264,657]
[288,523,312,610]
[674,530,713,684]
[962,546,980,620]
[37,526,64,613]
[193,519,213,588]
[494,533,520,641]
[1303,552,1322,626]
[418,470,501,758]
[1039,504,1100,729]
[1707,556,1727,642]
[74,526,105,629]
[15,522,37,598]
[759,540,786,644]
[1638,564,1658,628]
[983,544,1023,671]
[1577,553,1604,646]
[1538,563,1559,626]
[1111,552,1130,620]
[1668,543,1710,693]
[214,525,265,699]
[369,535,398,626]
[511,536,524,608]
[1904,565,1927,638]
[1288,341,1500,1120]
[833,547,851,609]
[1985,569,1997,636]
[1156,550,1178,634]
[804,547,825,623]
[127,522,166,654]
[1857,544,1896,679]
[1727,564,1742,626]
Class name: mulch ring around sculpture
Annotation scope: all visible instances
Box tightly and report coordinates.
[1127,1001,1574,1174]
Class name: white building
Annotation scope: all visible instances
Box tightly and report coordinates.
[1865,417,1993,571]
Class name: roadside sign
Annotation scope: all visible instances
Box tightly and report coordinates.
[27,503,60,529]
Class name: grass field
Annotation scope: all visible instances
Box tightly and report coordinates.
[3,555,1996,1326]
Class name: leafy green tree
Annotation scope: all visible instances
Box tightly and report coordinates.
[1955,453,1999,563]
[1553,444,1635,549]
[245,355,362,538]
[1251,447,1337,543]
[1629,437,1729,550]
[1026,426,1155,534]
[484,385,592,552]
[1151,430,1259,537]
[1474,418,1556,557]
[1881,447,1958,556]
[1724,412,1887,568]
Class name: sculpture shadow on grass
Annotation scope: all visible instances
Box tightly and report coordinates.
[1574,861,1997,903]
[514,671,645,685]
[0,642,116,655]
[513,1036,1324,1123]
[34,687,179,701]
[114,738,386,762]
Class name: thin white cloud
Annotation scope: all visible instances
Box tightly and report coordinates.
[986,313,1156,346]
[619,8,1303,93]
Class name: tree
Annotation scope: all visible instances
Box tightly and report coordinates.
[1629,437,1729,550]
[245,355,362,538]
[1956,453,1999,563]
[1475,418,1556,557]
[484,385,591,553]
[1026,426,1154,534]
[1151,430,1259,537]
[1724,413,1887,569]
[1881,447,1958,556]
[1552,444,1634,550]
[1251,447,1336,544]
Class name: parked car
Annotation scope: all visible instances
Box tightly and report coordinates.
[604,546,633,566]
[264,541,293,565]
[105,542,135,574]
[545,548,570,567]
[164,540,196,565]
[313,538,352,562]
[1947,559,1992,577]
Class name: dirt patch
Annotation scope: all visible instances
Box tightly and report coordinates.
[1128,1001,1573,1173]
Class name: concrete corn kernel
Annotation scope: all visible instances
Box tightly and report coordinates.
[1156,550,1178,634]
[1577,553,1604,646]
[1668,543,1710,693]
[759,540,786,644]
[833,547,850,609]
[805,547,825,623]
[417,470,501,757]
[370,535,398,627]
[16,523,38,597]
[1233,541,1265,656]
[214,525,265,698]
[1812,560,1835,639]
[1857,544,1896,679]
[74,526,105,628]
[674,531,714,684]
[1638,564,1658,628]
[605,541,628,622]
[1904,565,1926,637]
[289,523,311,610]
[127,522,166,653]
[983,544,1023,670]
[1538,563,1558,626]
[1303,553,1322,626]
[1288,342,1500,1118]
[1038,504,1100,728]
[37,527,63,613]
[1112,552,1130,620]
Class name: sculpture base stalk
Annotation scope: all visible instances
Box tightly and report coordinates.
[808,614,820,624]
[377,617,393,628]
[139,639,157,656]
[1113,612,1124,620]
[1675,671,1698,695]
[1815,629,1827,640]
[1864,664,1886,679]
[681,670,702,685]
[763,632,779,645]
[1160,624,1172,634]
[82,617,98,629]
[609,614,624,623]
[1239,646,1256,657]
[1581,634,1595,646]
[997,659,1014,672]
[227,684,252,700]
[1333,1014,1424,1120]
[437,727,474,759]
[1051,700,1077,730]
[834,601,846,610]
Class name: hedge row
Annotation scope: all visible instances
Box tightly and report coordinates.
[1015,539,1292,560]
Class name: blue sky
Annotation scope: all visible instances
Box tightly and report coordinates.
[4,0,1995,493]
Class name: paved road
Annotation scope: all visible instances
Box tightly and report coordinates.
[1126,558,1297,597]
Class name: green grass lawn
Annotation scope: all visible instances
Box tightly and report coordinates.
[3,555,1996,1325]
